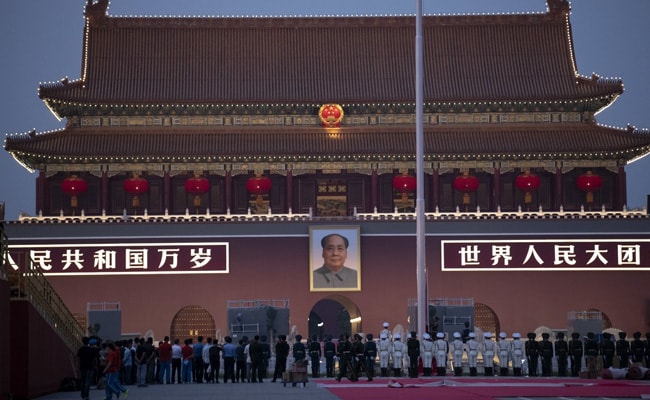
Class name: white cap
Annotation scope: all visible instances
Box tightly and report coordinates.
[383,322,389,328]
[453,332,461,338]
[407,333,411,339]
[436,332,444,339]
[512,332,521,338]
[380,333,387,339]
[423,333,431,340]
[484,332,492,338]
[499,332,507,338]
[469,332,475,338]
[394,333,401,339]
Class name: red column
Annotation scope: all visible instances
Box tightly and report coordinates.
[617,166,627,210]
[36,170,46,215]
[492,167,501,211]
[225,169,232,212]
[286,169,293,213]
[432,167,439,211]
[554,167,563,211]
[371,168,378,211]
[101,170,108,213]
[163,170,170,212]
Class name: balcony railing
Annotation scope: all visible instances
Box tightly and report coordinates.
[9,205,648,224]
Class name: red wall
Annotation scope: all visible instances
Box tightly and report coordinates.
[0,278,10,400]
[45,234,650,340]
[10,301,77,400]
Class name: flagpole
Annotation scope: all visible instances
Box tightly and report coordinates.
[415,0,427,337]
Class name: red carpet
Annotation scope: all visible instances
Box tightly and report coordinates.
[318,377,650,400]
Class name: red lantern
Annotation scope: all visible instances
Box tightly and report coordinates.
[515,171,541,206]
[124,174,149,209]
[61,175,87,212]
[185,174,210,209]
[246,174,272,207]
[576,170,603,207]
[453,172,479,208]
[392,173,416,202]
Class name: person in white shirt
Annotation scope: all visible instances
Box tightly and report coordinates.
[171,339,182,384]
[202,338,213,382]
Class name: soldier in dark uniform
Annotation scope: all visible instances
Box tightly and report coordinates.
[615,331,630,368]
[309,335,321,378]
[554,332,569,377]
[407,331,420,378]
[568,332,583,377]
[271,334,289,382]
[323,336,336,378]
[259,335,271,379]
[600,332,615,369]
[336,335,353,382]
[539,333,553,376]
[351,334,371,381]
[364,334,377,381]
[630,331,645,365]
[293,335,306,362]
[525,333,539,377]
[584,332,599,370]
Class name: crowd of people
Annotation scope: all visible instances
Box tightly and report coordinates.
[77,325,650,398]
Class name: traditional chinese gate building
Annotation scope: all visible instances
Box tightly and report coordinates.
[3,0,650,346]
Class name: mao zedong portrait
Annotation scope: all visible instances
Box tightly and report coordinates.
[312,233,358,289]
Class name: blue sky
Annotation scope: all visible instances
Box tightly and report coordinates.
[2,1,649,219]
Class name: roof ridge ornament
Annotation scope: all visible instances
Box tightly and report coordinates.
[547,0,570,14]
[85,0,109,23]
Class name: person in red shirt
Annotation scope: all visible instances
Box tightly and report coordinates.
[158,336,173,384]
[181,339,194,383]
[103,342,128,399]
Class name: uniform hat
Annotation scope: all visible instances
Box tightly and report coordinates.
[383,322,389,328]
[542,332,550,339]
[454,332,461,338]
[619,331,627,339]
[499,332,506,338]
[527,332,536,339]
[469,332,475,338]
[484,332,492,338]
[437,332,445,339]
[512,332,521,339]
[380,333,387,339]
[394,333,401,340]
[556,332,565,339]
[423,333,431,340]
[633,331,641,339]
[89,338,97,345]
[571,332,580,339]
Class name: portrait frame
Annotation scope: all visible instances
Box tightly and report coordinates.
[309,225,361,292]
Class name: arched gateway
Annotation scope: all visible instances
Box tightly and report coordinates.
[308,295,361,340]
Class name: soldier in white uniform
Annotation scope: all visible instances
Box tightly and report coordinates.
[510,332,525,376]
[451,332,464,376]
[481,332,496,376]
[466,332,479,376]
[380,322,392,342]
[497,332,511,376]
[420,333,434,376]
[433,332,448,376]
[390,333,405,377]
[378,333,391,377]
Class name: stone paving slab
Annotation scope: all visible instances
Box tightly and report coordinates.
[34,380,341,400]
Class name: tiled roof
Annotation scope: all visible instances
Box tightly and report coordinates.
[6,124,650,169]
[38,3,622,110]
